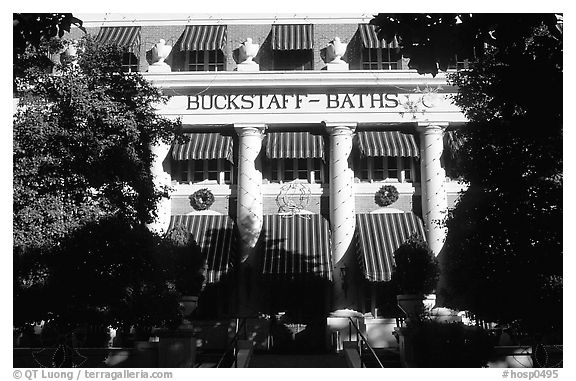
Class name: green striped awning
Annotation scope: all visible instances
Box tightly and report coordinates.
[262,214,332,279]
[358,24,399,49]
[266,132,324,159]
[178,25,227,51]
[357,131,419,157]
[356,213,426,282]
[171,133,233,162]
[271,24,314,50]
[96,26,141,51]
[168,214,236,284]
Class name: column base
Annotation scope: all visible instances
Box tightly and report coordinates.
[325,62,349,71]
[147,63,172,73]
[237,62,260,72]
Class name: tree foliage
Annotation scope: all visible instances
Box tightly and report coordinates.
[13,33,186,331]
[391,236,439,295]
[162,224,206,296]
[14,36,180,253]
[13,13,85,86]
[370,14,562,76]
[14,218,183,332]
[371,14,562,336]
[13,13,84,54]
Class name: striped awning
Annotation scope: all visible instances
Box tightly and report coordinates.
[358,24,399,49]
[178,25,227,51]
[357,131,419,157]
[266,132,324,159]
[271,24,314,50]
[171,133,234,162]
[96,26,141,51]
[168,214,236,284]
[262,214,332,279]
[356,213,426,282]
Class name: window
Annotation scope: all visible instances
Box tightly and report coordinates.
[447,54,472,70]
[362,48,402,70]
[122,52,139,72]
[178,50,225,72]
[270,24,314,70]
[173,159,232,184]
[269,158,325,183]
[447,45,479,70]
[272,50,313,71]
[358,157,415,182]
[402,157,413,182]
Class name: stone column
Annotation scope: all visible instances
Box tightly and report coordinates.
[234,124,266,261]
[417,123,449,255]
[324,122,357,264]
[147,141,172,234]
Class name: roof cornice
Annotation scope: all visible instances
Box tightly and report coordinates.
[77,13,377,27]
[143,70,456,94]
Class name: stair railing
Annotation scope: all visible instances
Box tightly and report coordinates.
[216,317,248,368]
[347,317,384,368]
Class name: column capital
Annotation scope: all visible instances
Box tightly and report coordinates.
[234,123,267,137]
[416,122,450,133]
[323,122,357,135]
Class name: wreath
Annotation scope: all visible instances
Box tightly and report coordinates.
[189,188,215,211]
[375,185,399,207]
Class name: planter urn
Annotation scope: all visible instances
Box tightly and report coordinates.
[180,295,199,329]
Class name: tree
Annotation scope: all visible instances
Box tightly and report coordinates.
[13,32,184,334]
[13,13,84,55]
[13,13,85,87]
[14,218,183,338]
[371,14,562,337]
[14,36,180,253]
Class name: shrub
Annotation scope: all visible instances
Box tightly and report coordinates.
[401,319,496,367]
[392,235,440,294]
[162,224,205,296]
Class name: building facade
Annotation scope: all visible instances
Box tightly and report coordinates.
[73,14,467,323]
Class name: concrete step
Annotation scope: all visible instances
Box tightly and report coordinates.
[195,362,217,368]
[362,348,401,368]
[248,353,348,368]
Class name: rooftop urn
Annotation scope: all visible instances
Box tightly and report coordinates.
[151,39,172,65]
[239,38,259,64]
[327,37,347,63]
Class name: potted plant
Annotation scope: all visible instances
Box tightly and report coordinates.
[163,225,206,327]
[391,235,440,320]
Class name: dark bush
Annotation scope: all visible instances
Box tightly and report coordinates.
[391,235,440,294]
[402,319,495,367]
[162,224,205,296]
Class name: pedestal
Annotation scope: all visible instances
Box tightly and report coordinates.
[325,62,349,71]
[156,330,197,368]
[237,62,260,72]
[147,63,172,73]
